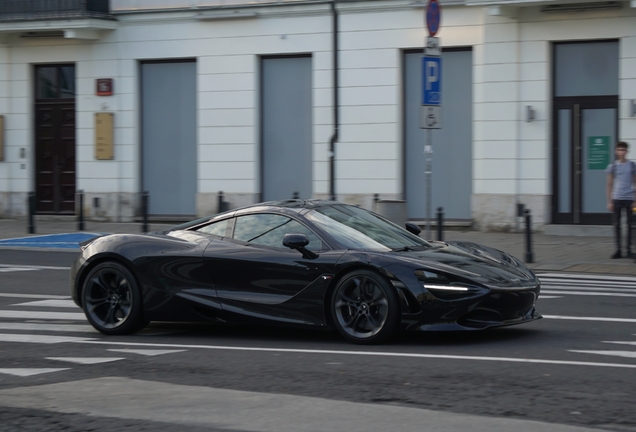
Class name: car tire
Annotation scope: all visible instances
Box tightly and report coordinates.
[331,269,399,344]
[82,261,147,335]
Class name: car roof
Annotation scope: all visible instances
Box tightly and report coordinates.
[229,199,339,214]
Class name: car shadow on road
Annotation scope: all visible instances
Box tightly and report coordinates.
[399,326,546,347]
[139,321,545,348]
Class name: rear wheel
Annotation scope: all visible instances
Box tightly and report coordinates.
[82,261,147,335]
[331,270,399,344]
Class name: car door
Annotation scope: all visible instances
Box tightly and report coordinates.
[202,213,344,325]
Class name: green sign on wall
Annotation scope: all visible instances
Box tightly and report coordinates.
[588,136,610,170]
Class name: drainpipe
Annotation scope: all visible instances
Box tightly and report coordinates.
[329,0,339,201]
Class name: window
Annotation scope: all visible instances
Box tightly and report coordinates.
[196,219,229,237]
[36,65,75,99]
[233,214,322,250]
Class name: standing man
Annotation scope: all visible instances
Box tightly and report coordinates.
[606,141,636,259]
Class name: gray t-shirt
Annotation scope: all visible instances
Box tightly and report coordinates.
[606,160,636,201]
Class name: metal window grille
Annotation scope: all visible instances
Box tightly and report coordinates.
[0,0,112,22]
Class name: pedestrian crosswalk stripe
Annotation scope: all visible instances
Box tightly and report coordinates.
[0,333,91,344]
[0,267,39,273]
[541,290,636,298]
[0,310,85,320]
[107,349,186,357]
[13,299,79,308]
[0,323,95,332]
[46,357,125,365]
[538,273,636,282]
[0,264,70,271]
[0,293,70,299]
[0,368,70,377]
[544,315,636,323]
[541,285,636,293]
[570,350,636,359]
[604,341,636,346]
[537,273,636,297]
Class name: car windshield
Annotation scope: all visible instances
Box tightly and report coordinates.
[306,205,430,251]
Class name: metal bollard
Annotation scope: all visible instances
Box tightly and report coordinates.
[218,191,229,213]
[292,191,299,199]
[77,190,85,231]
[141,191,149,233]
[436,206,444,241]
[27,191,36,234]
[524,209,534,263]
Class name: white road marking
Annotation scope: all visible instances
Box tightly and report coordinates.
[604,341,636,346]
[542,285,636,293]
[570,350,636,359]
[108,349,186,356]
[544,315,636,323]
[0,268,39,273]
[12,299,79,308]
[0,293,71,300]
[541,290,636,298]
[0,310,85,320]
[0,264,70,271]
[70,340,636,369]
[0,322,96,332]
[538,273,636,282]
[0,368,70,377]
[537,273,636,297]
[0,333,91,344]
[46,357,125,365]
[537,296,562,299]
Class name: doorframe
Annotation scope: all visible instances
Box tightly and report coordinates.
[551,95,618,225]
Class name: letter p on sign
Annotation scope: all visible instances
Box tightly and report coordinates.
[422,56,441,105]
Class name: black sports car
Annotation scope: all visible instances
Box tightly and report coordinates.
[71,200,541,344]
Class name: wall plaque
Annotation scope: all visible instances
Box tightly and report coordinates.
[96,78,113,96]
[95,112,114,160]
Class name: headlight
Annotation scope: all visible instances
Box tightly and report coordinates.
[415,270,488,300]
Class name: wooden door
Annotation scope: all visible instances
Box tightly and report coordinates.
[34,65,76,214]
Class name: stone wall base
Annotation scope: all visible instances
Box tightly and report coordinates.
[471,194,550,232]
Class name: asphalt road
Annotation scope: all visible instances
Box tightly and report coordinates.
[0,249,635,431]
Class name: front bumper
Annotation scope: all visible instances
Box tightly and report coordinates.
[405,284,542,332]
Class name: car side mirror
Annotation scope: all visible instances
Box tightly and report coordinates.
[405,222,421,235]
[282,233,319,259]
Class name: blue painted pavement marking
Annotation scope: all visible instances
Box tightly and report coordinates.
[0,233,107,249]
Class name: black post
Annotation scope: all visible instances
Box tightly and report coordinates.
[77,190,85,231]
[141,191,149,233]
[292,191,299,199]
[436,206,444,241]
[27,191,35,234]
[524,209,534,263]
[373,193,379,203]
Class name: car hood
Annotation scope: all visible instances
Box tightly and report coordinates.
[379,241,537,288]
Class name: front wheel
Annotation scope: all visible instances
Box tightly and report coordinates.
[331,270,399,344]
[82,261,147,335]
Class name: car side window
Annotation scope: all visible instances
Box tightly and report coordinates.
[233,214,323,251]
[196,219,229,237]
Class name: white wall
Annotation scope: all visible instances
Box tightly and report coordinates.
[0,0,635,228]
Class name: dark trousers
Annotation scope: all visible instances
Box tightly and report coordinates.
[613,200,633,253]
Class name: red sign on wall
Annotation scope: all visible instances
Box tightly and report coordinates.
[96,78,113,96]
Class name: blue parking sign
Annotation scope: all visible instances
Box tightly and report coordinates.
[422,56,442,105]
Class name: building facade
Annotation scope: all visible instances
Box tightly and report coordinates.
[0,0,634,230]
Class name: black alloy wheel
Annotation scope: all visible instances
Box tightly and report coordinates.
[82,261,147,335]
[331,269,399,344]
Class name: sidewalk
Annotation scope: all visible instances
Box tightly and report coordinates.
[0,218,634,276]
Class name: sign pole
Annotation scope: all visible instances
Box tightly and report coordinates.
[426,131,432,240]
[420,0,441,240]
